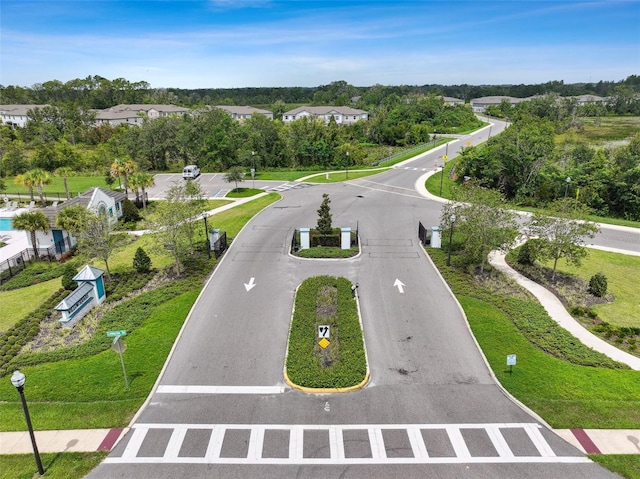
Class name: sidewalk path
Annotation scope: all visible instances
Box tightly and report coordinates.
[489,249,640,370]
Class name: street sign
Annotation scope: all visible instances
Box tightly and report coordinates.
[443,154,448,161]
[318,325,330,339]
[506,354,516,366]
[111,337,127,353]
[107,330,127,337]
[318,338,330,349]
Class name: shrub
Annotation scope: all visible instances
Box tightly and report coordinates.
[588,272,608,297]
[133,247,152,273]
[121,198,141,223]
[316,193,333,235]
[61,264,78,290]
[517,239,541,265]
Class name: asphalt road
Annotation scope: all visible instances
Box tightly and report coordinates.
[86,120,631,478]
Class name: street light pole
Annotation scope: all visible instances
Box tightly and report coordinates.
[11,370,44,476]
[202,212,210,259]
[447,214,456,266]
[345,151,349,180]
[251,151,255,189]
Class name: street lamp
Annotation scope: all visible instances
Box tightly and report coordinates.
[564,176,572,199]
[202,212,210,259]
[447,214,456,266]
[252,150,257,187]
[11,370,44,476]
[345,151,349,180]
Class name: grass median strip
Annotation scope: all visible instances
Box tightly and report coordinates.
[286,276,367,390]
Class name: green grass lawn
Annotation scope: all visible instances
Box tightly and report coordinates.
[4,175,112,197]
[543,249,640,327]
[0,278,61,332]
[107,234,175,273]
[0,290,199,431]
[226,187,263,198]
[590,454,640,479]
[429,248,640,429]
[0,452,108,479]
[303,168,390,183]
[208,193,280,239]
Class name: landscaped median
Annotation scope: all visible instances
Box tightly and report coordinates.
[285,276,368,392]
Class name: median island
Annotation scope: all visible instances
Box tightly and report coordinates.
[285,276,369,392]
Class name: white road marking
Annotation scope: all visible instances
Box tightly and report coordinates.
[105,423,589,465]
[156,385,286,394]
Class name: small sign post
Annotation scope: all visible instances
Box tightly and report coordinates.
[318,325,330,349]
[108,332,129,387]
[506,354,516,374]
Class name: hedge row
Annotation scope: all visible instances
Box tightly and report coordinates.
[429,249,625,369]
[286,276,367,388]
[0,288,69,377]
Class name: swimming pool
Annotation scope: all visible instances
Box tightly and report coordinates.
[0,217,15,231]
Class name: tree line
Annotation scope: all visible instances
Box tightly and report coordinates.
[455,95,640,221]
[2,75,639,109]
[0,94,482,177]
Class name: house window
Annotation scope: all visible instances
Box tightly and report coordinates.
[116,202,121,211]
[109,207,113,217]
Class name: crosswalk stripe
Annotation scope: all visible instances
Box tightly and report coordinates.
[104,423,589,465]
[205,426,225,460]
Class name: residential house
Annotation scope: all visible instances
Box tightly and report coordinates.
[282,106,369,125]
[37,187,127,256]
[0,104,50,128]
[442,97,465,106]
[94,104,191,126]
[212,105,274,121]
[470,96,527,112]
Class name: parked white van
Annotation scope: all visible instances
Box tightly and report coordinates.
[182,165,201,179]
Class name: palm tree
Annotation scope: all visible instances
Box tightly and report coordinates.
[12,210,49,260]
[55,166,74,200]
[14,173,36,202]
[28,168,52,206]
[110,158,137,195]
[129,172,155,210]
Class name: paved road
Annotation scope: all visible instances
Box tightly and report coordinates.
[87,120,626,478]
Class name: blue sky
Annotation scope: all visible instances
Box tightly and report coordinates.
[1,0,639,89]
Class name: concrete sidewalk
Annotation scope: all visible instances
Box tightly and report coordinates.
[2,426,640,456]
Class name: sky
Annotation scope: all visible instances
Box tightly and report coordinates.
[1,0,639,89]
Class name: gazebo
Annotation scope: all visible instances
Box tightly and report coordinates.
[54,265,106,328]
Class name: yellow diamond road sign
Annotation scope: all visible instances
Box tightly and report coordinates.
[318,338,330,349]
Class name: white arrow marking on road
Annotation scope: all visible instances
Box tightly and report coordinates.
[394,279,405,293]
[244,277,256,292]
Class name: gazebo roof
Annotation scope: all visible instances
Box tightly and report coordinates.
[54,282,94,311]
[73,265,105,282]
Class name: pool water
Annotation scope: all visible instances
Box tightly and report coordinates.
[0,217,15,231]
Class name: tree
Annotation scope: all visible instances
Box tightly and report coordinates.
[110,158,137,194]
[316,193,333,235]
[133,247,152,273]
[55,166,74,200]
[526,199,599,280]
[224,167,245,191]
[28,168,52,206]
[14,172,36,202]
[149,182,205,275]
[128,172,155,209]
[12,211,49,260]
[441,185,520,273]
[80,213,121,279]
[56,205,93,237]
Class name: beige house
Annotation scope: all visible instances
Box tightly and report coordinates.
[94,104,190,126]
[282,106,368,125]
[213,105,273,121]
[0,104,50,128]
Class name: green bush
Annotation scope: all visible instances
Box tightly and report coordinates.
[121,198,141,223]
[61,264,78,291]
[588,272,608,297]
[517,239,542,265]
[133,247,152,273]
